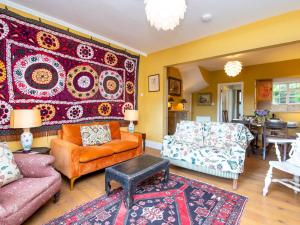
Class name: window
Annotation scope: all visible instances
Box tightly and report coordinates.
[272,81,300,104]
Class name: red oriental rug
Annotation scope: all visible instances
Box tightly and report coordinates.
[46,174,247,225]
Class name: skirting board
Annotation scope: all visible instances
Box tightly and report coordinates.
[145,140,162,150]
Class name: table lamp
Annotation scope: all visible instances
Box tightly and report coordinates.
[124,110,138,133]
[10,109,42,152]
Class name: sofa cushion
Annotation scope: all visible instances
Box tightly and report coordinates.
[62,121,121,145]
[162,138,246,174]
[80,124,112,146]
[0,176,56,218]
[174,121,204,145]
[0,143,23,187]
[79,146,114,163]
[101,140,139,153]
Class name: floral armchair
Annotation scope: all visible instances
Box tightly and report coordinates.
[162,121,253,189]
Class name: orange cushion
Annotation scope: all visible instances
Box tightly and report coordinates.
[101,140,139,153]
[62,121,121,145]
[79,146,114,163]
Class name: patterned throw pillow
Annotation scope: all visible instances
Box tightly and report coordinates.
[0,142,23,187]
[80,124,112,146]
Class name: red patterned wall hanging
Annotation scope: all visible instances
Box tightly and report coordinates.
[0,9,139,134]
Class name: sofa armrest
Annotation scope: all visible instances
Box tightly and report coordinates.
[121,131,142,154]
[50,138,80,179]
[14,154,57,178]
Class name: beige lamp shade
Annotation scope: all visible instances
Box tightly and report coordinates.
[10,109,42,129]
[124,110,138,121]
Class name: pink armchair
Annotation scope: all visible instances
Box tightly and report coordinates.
[0,154,61,225]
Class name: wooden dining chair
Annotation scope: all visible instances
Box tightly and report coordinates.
[262,121,288,160]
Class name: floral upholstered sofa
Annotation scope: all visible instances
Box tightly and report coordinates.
[162,121,253,189]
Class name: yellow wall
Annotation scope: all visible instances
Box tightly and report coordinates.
[137,9,300,142]
[0,4,139,150]
[192,59,300,123]
[3,4,300,145]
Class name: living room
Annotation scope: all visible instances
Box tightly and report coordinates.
[1,1,300,225]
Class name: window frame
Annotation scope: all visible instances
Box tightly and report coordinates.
[272,80,300,105]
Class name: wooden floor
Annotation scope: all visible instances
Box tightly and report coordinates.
[24,148,300,225]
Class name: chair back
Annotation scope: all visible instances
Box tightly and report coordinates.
[264,120,288,138]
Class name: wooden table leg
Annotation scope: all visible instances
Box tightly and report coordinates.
[105,173,111,196]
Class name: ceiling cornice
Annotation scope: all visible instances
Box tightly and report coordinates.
[3,0,148,56]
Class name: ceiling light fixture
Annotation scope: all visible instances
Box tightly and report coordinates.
[224,61,242,77]
[144,0,187,31]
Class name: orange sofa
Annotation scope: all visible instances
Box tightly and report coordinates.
[50,121,142,190]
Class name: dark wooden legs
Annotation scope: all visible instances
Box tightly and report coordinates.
[164,167,169,183]
[105,174,111,196]
[53,191,60,203]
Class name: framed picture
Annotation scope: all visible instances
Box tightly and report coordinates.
[148,74,160,92]
[168,77,181,96]
[197,93,212,105]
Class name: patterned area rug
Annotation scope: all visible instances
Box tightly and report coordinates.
[46,174,247,225]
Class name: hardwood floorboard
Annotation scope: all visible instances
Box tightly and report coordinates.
[24,148,300,225]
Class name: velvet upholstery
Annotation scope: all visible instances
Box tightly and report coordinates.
[51,121,142,188]
[0,154,61,225]
[62,121,121,145]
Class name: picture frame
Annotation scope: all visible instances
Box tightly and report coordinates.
[168,77,182,96]
[148,74,160,92]
[197,93,212,105]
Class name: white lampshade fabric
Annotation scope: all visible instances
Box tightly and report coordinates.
[124,110,139,121]
[10,109,42,129]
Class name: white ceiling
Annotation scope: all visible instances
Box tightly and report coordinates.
[4,0,300,55]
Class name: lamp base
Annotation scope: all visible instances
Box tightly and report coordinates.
[20,128,33,152]
[128,121,135,133]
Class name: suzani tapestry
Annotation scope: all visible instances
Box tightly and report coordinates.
[0,10,139,133]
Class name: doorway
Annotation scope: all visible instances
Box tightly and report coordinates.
[217,82,243,122]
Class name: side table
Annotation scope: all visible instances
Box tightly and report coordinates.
[136,132,146,153]
[14,147,50,155]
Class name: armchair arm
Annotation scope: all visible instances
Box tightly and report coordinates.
[14,154,57,178]
[50,138,81,179]
[121,131,142,154]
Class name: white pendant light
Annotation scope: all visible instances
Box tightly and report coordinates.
[224,61,242,77]
[144,0,187,31]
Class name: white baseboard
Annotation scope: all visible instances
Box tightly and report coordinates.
[145,140,162,150]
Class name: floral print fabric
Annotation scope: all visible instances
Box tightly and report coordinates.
[0,142,23,187]
[162,122,254,174]
[80,124,112,146]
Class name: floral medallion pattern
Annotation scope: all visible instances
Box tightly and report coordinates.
[99,70,124,100]
[0,11,138,130]
[104,52,118,66]
[66,65,99,99]
[98,102,112,116]
[45,173,247,225]
[124,59,135,73]
[66,105,83,120]
[36,31,60,50]
[13,54,66,98]
[76,44,94,59]
[34,104,56,122]
[122,102,133,115]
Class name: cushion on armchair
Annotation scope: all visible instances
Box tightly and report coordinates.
[0,143,22,187]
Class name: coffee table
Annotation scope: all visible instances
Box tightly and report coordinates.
[105,154,169,208]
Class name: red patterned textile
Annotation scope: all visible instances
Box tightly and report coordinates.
[0,10,139,131]
[46,173,247,225]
